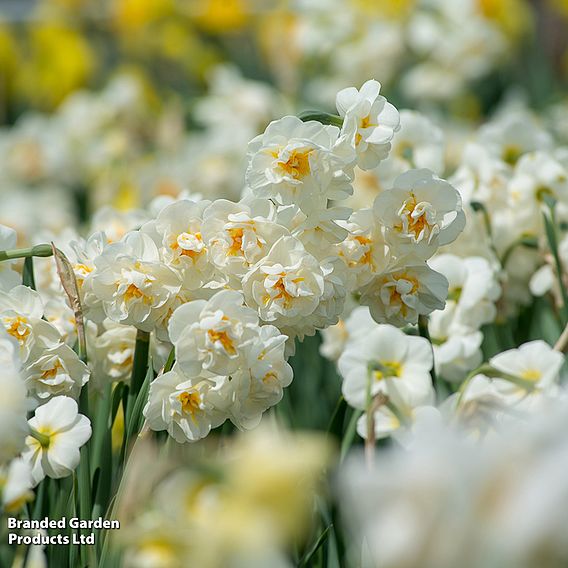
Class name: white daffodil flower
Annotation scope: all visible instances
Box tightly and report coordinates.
[0,330,29,465]
[339,324,434,411]
[361,260,448,326]
[168,290,258,378]
[23,342,90,402]
[91,319,137,387]
[43,298,77,347]
[89,231,181,332]
[0,285,61,362]
[23,396,91,486]
[489,340,564,391]
[202,198,289,282]
[374,169,465,260]
[143,199,217,292]
[336,79,400,170]
[336,208,390,289]
[143,366,227,443]
[227,325,293,430]
[242,236,328,335]
[68,231,108,322]
[246,115,354,213]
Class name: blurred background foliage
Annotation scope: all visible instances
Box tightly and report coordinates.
[0,0,566,123]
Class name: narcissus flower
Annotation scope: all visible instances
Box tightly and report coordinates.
[246,116,354,213]
[361,260,448,326]
[338,324,434,411]
[242,236,334,338]
[489,340,564,391]
[337,79,400,170]
[168,290,258,378]
[23,342,90,402]
[0,285,61,361]
[23,396,91,485]
[143,366,227,443]
[374,169,465,260]
[89,231,181,332]
[0,224,20,292]
[202,198,289,283]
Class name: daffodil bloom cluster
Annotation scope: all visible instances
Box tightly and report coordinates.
[40,78,469,444]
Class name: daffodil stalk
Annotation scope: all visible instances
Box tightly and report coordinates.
[418,315,438,388]
[541,194,568,324]
[0,243,53,261]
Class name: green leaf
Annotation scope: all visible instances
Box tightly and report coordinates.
[297,110,344,127]
[340,408,362,462]
[22,257,36,289]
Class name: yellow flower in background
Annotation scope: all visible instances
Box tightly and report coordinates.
[113,0,174,33]
[0,26,18,116]
[350,0,416,20]
[549,0,568,17]
[477,0,533,40]
[17,23,95,110]
[190,0,249,33]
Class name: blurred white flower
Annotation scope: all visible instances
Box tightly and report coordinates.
[489,340,564,391]
[0,224,20,292]
[377,109,445,186]
[0,457,34,512]
[0,330,29,465]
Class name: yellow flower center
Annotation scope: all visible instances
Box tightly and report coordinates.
[373,360,403,381]
[3,316,30,343]
[398,195,433,240]
[178,390,201,416]
[502,144,522,165]
[277,149,312,179]
[124,283,145,302]
[521,368,542,381]
[40,361,63,380]
[227,227,244,256]
[207,329,236,355]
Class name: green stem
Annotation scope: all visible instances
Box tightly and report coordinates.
[418,315,438,389]
[29,428,50,448]
[23,257,36,289]
[163,346,175,373]
[0,244,53,262]
[542,201,568,324]
[129,330,151,397]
